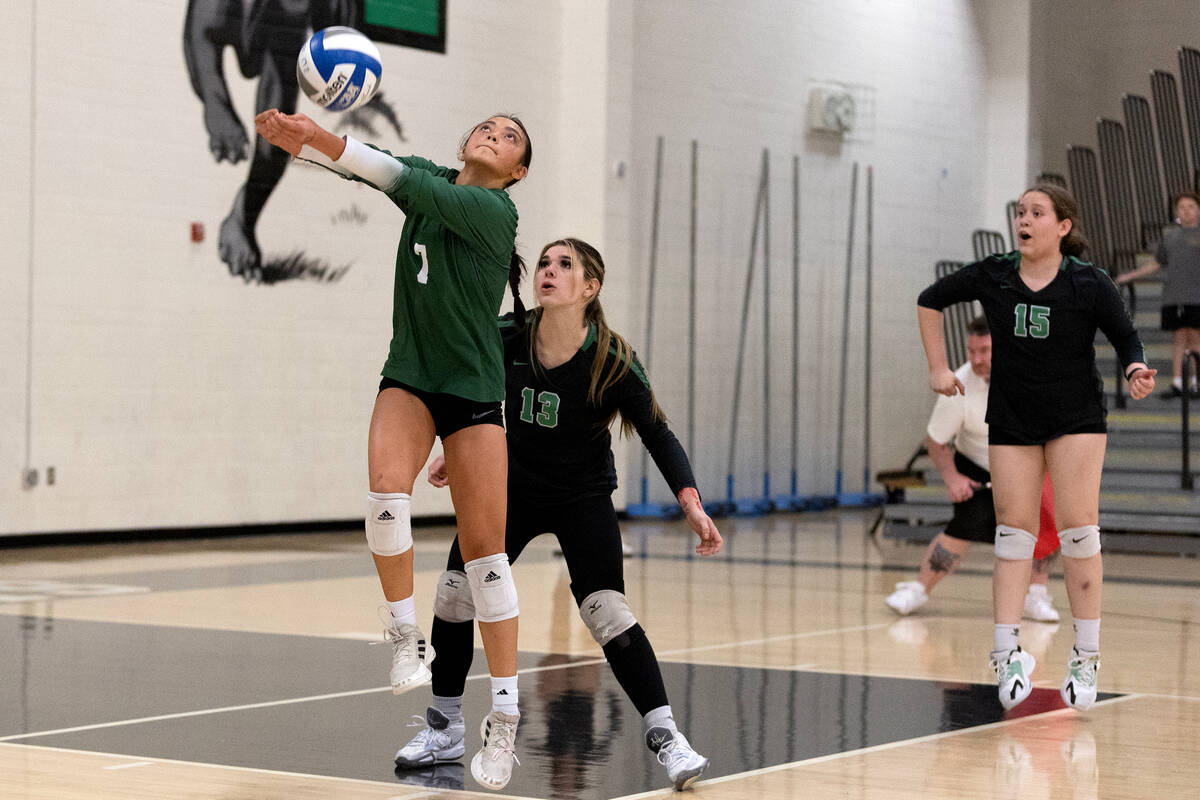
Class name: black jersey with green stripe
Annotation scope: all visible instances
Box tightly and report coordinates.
[918,252,1145,441]
[357,151,517,402]
[499,316,696,504]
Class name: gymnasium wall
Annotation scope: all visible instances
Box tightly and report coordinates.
[1,0,577,535]
[0,0,1044,536]
[614,0,996,505]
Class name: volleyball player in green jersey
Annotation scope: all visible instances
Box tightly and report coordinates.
[395,238,722,791]
[254,109,530,790]
[918,184,1156,712]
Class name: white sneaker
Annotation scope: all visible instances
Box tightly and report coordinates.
[471,711,520,790]
[380,609,433,694]
[1061,647,1101,710]
[395,707,466,767]
[885,581,928,615]
[991,647,1035,710]
[646,727,709,791]
[1023,584,1060,622]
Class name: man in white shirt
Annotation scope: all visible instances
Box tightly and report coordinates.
[886,317,1059,620]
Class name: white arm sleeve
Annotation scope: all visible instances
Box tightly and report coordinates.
[333,135,406,191]
[296,145,355,178]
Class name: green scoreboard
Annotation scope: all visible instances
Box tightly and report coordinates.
[361,0,446,52]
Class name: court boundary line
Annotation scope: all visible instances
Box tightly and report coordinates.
[0,620,892,743]
[610,693,1146,800]
[0,655,617,743]
[0,740,532,799]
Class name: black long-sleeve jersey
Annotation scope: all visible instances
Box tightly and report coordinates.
[918,252,1146,442]
[499,316,695,504]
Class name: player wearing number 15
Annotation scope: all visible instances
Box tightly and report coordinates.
[254,108,532,790]
[917,184,1154,714]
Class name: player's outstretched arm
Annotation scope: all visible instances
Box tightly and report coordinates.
[678,488,722,555]
[255,109,346,160]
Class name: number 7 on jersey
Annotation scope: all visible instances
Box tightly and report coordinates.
[414,242,429,285]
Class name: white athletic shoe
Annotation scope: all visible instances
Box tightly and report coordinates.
[1023,584,1060,622]
[646,727,709,791]
[991,647,1036,710]
[885,581,928,615]
[471,711,520,790]
[395,707,466,767]
[1061,647,1101,710]
[380,609,433,694]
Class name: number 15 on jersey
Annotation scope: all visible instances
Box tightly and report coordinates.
[1014,303,1050,338]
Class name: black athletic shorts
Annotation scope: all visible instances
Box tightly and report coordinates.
[989,419,1107,446]
[1162,304,1200,331]
[378,377,503,439]
[446,492,625,603]
[944,452,995,544]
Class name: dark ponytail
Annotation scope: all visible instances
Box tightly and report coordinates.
[509,249,527,327]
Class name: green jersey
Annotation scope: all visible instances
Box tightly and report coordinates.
[368,152,518,402]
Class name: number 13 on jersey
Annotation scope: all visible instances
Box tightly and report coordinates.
[1014,303,1050,338]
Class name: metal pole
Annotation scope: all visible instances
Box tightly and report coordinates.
[688,140,697,461]
[632,136,664,515]
[863,165,873,493]
[790,155,800,503]
[835,163,859,498]
[1184,350,1198,490]
[761,149,772,507]
[727,162,768,510]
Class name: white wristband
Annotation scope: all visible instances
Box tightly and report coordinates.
[336,135,405,191]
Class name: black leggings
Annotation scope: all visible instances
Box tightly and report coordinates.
[430,493,670,716]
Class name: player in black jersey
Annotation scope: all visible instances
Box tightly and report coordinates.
[918,184,1156,713]
[394,238,722,792]
[255,110,531,789]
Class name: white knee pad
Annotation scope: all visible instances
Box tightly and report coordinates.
[433,570,475,622]
[1059,525,1102,558]
[365,492,412,556]
[994,524,1036,560]
[464,553,519,623]
[578,590,637,646]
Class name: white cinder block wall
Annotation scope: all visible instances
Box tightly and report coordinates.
[617,0,996,506]
[4,0,1179,535]
[2,0,573,534]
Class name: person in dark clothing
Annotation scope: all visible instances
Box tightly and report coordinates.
[917,184,1155,713]
[395,238,721,792]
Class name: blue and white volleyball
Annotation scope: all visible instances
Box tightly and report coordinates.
[297,27,382,112]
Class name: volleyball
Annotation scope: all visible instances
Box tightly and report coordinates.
[296,27,382,112]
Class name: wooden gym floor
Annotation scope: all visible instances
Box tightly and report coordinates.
[1,509,1197,799]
